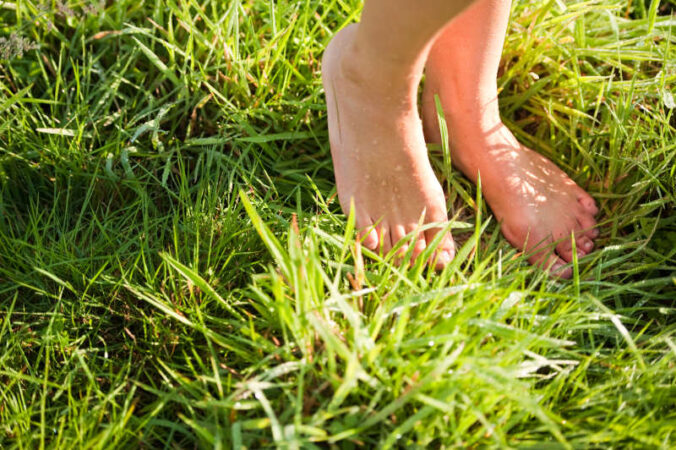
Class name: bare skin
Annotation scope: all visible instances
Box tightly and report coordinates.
[422,0,599,276]
[323,26,455,267]
[422,109,599,276]
[322,0,477,267]
[323,0,599,275]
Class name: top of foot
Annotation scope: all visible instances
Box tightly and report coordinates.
[323,25,456,268]
[423,84,599,278]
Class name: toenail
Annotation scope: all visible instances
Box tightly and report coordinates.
[583,241,592,250]
[438,250,453,264]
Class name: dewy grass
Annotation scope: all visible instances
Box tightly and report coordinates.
[0,0,674,448]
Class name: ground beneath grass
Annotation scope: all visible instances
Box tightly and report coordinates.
[1,0,675,448]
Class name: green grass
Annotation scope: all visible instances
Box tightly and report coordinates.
[1,0,675,447]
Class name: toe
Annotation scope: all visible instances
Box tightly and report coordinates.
[357,213,379,250]
[555,235,574,263]
[411,233,428,262]
[425,211,455,270]
[559,246,586,263]
[555,231,589,263]
[425,229,455,270]
[577,193,599,215]
[578,236,594,253]
[433,247,454,270]
[403,223,428,262]
[577,214,599,239]
[392,225,411,263]
[376,223,393,254]
[547,254,573,279]
[358,226,379,251]
[392,225,408,248]
[530,249,572,279]
[394,244,411,266]
[527,235,572,278]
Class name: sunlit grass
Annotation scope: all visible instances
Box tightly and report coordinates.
[0,0,674,447]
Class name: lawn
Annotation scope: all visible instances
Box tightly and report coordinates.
[1,0,675,448]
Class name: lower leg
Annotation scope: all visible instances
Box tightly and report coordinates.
[422,0,599,277]
[323,0,476,268]
[424,0,511,172]
[349,0,477,96]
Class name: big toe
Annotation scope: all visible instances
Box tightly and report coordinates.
[531,250,572,279]
[546,254,573,279]
[426,230,455,270]
[577,193,599,215]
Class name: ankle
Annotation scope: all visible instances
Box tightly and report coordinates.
[338,39,419,108]
[447,102,502,133]
[426,79,502,130]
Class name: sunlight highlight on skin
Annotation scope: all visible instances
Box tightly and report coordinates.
[323,0,599,275]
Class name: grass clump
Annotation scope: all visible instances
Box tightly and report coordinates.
[1,0,675,448]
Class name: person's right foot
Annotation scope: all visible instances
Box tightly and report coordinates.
[323,25,456,268]
[422,82,599,278]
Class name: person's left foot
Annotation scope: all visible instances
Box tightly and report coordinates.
[422,82,599,278]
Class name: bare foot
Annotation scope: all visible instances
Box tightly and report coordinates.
[323,25,455,268]
[422,86,599,278]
